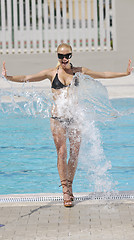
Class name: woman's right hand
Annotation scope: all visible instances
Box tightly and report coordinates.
[2,61,7,78]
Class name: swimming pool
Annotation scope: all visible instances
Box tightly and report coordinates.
[0,98,134,195]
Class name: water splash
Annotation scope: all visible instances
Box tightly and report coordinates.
[0,75,52,117]
[0,73,133,193]
[0,73,121,120]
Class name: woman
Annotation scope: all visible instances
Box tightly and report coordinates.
[2,43,133,207]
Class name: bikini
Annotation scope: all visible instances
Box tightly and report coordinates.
[51,63,75,90]
[51,64,79,125]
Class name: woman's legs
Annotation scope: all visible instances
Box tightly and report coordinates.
[50,118,67,181]
[67,128,81,196]
[50,118,72,205]
[50,118,81,204]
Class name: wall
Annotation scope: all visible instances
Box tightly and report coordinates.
[116,0,134,58]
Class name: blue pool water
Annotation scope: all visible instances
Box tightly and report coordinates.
[0,98,134,195]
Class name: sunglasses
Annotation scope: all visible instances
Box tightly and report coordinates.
[58,53,72,60]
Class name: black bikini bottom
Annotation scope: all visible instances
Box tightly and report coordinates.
[51,116,74,125]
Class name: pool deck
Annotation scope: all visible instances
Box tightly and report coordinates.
[0,192,134,240]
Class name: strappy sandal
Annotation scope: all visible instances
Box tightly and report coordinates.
[63,191,73,207]
[68,180,74,201]
[60,180,73,207]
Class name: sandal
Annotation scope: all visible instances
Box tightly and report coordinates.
[63,191,73,207]
[60,180,73,207]
[68,180,74,201]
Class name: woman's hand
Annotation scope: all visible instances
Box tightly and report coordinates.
[126,59,133,75]
[2,61,7,78]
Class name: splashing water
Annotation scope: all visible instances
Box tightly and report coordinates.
[0,73,133,193]
[0,75,52,117]
[70,73,116,192]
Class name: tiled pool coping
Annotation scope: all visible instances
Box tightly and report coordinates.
[0,191,134,203]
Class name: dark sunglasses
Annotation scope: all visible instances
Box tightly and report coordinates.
[58,53,72,60]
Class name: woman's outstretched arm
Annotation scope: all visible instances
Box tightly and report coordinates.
[82,59,133,79]
[2,61,53,83]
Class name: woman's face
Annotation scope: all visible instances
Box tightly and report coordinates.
[57,46,72,69]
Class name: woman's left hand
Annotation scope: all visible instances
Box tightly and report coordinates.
[2,61,7,78]
[126,59,133,75]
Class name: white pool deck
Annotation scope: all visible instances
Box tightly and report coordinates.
[0,55,134,239]
[0,191,134,240]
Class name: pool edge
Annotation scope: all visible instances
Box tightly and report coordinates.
[0,191,134,205]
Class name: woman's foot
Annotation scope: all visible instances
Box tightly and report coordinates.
[60,180,73,207]
[63,191,73,207]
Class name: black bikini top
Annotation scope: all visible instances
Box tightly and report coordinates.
[51,63,75,90]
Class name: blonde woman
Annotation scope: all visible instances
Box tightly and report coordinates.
[2,43,132,207]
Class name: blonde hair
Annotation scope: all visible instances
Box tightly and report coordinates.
[57,43,72,53]
[56,43,72,67]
